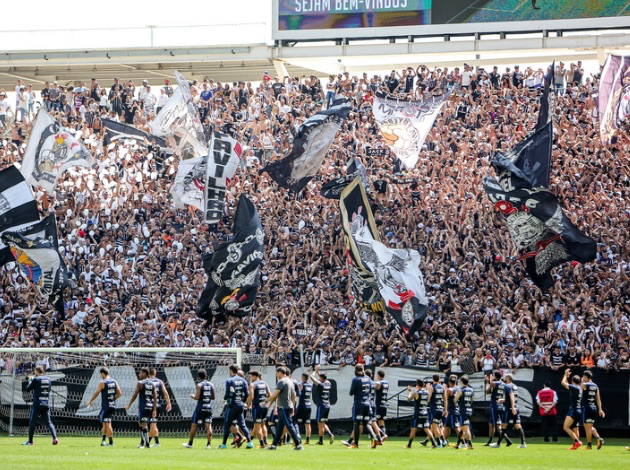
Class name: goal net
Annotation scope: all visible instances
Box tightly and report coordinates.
[0,347,241,437]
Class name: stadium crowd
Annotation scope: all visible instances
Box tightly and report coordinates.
[0,61,628,374]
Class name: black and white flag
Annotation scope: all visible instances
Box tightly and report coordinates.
[204,132,242,224]
[261,99,351,192]
[0,214,57,266]
[21,110,94,194]
[321,157,370,199]
[484,164,596,292]
[102,118,170,149]
[171,156,207,212]
[0,165,41,266]
[339,178,383,313]
[1,230,69,301]
[354,225,428,336]
[196,195,264,321]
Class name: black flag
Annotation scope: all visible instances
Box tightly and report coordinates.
[321,157,370,199]
[261,99,351,192]
[196,196,264,321]
[536,60,554,131]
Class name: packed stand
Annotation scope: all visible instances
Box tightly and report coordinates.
[0,61,628,374]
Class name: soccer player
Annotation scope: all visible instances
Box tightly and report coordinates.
[374,369,389,440]
[504,374,527,448]
[455,375,474,450]
[125,367,158,449]
[405,379,436,448]
[148,368,172,447]
[365,369,384,443]
[86,367,122,447]
[296,373,313,444]
[219,364,253,449]
[487,370,512,447]
[183,369,215,449]
[561,369,583,450]
[444,375,460,447]
[348,364,380,449]
[581,370,605,449]
[247,370,271,448]
[310,366,334,445]
[265,366,303,450]
[427,373,447,447]
[23,366,58,446]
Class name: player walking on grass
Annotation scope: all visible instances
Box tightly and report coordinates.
[296,373,313,444]
[427,373,447,447]
[219,365,253,449]
[23,366,58,446]
[375,370,389,441]
[183,369,215,449]
[86,367,121,447]
[310,366,334,445]
[487,371,512,447]
[247,370,271,448]
[454,375,474,450]
[581,370,605,450]
[125,367,158,449]
[347,364,381,449]
[561,369,583,450]
[148,368,172,447]
[504,374,527,448]
[365,370,384,444]
[405,379,436,448]
[444,375,460,447]
[265,366,303,450]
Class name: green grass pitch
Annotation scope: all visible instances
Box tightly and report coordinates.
[0,436,628,469]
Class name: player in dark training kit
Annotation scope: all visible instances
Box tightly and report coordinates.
[247,370,271,448]
[183,369,215,449]
[86,367,122,447]
[125,367,158,448]
[486,370,513,447]
[375,370,389,440]
[427,373,447,447]
[581,370,605,450]
[296,373,313,444]
[24,366,58,446]
[504,374,527,448]
[148,368,172,447]
[444,375,460,447]
[347,364,381,449]
[219,364,254,449]
[310,365,334,445]
[454,375,474,450]
[405,379,437,448]
[561,369,583,450]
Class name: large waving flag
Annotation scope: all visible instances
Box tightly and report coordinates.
[20,110,94,194]
[0,165,41,265]
[204,131,242,224]
[196,195,264,321]
[599,54,630,145]
[261,98,351,192]
[373,89,451,170]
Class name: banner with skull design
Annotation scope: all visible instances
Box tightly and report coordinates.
[196,195,264,321]
[599,54,630,145]
[373,89,452,170]
[483,173,596,291]
[353,224,429,336]
[20,110,94,194]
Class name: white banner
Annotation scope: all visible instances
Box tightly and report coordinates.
[21,110,94,194]
[373,91,450,170]
[171,156,207,212]
[204,132,242,224]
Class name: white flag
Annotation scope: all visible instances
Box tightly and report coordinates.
[373,90,451,170]
[204,132,242,224]
[21,110,94,194]
[171,156,207,211]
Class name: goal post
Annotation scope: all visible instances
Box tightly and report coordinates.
[0,347,242,437]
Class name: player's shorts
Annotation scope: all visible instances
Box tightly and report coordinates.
[227,406,244,426]
[376,405,387,420]
[582,406,597,425]
[412,414,430,429]
[316,406,330,423]
[352,403,371,424]
[99,407,114,423]
[430,409,444,425]
[138,408,153,423]
[252,406,268,424]
[507,410,521,426]
[192,409,212,425]
[459,411,471,427]
[296,406,312,424]
[445,412,460,429]
[490,407,503,426]
[567,408,582,425]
